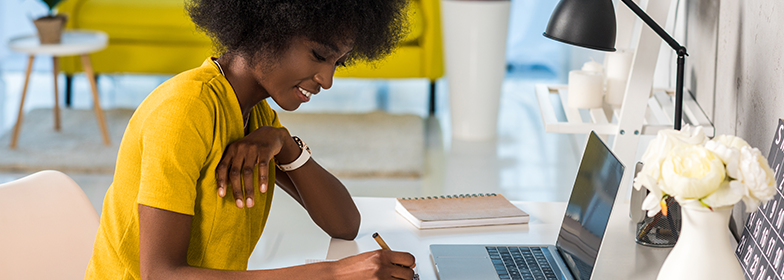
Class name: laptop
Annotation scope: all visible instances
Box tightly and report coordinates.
[430,131,624,280]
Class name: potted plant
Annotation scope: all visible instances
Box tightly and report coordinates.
[32,0,66,44]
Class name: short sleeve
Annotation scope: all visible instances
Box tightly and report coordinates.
[136,90,214,216]
[255,99,284,129]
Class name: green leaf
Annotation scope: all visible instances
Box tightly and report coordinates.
[41,0,64,12]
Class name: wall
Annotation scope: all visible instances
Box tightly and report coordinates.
[709,0,784,238]
[715,0,784,152]
[685,0,719,121]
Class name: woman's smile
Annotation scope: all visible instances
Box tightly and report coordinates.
[297,86,315,102]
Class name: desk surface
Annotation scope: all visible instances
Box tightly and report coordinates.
[249,193,672,279]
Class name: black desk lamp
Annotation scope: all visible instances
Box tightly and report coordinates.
[543,0,688,130]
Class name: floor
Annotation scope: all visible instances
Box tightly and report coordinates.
[0,59,581,215]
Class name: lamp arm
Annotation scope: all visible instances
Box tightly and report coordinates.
[674,51,685,130]
[620,0,687,56]
[620,0,687,130]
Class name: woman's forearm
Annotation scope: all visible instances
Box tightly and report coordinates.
[140,204,340,280]
[274,134,361,240]
[290,160,360,239]
[142,260,335,280]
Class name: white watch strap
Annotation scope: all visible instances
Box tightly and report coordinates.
[278,142,310,172]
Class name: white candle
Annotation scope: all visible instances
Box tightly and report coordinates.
[604,48,634,106]
[605,77,628,107]
[568,70,604,109]
[581,59,604,74]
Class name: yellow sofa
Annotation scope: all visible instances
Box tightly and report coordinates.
[57,0,444,113]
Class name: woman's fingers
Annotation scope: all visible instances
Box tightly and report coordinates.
[389,265,416,280]
[335,250,417,280]
[386,250,416,269]
[242,146,257,208]
[215,151,233,198]
[380,250,417,280]
[229,146,246,208]
[259,159,269,193]
[215,126,287,208]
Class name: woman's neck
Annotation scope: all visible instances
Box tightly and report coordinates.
[215,55,269,118]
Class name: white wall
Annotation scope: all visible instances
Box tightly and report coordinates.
[715,0,784,154]
[3,0,50,72]
[685,0,719,121]
[0,0,4,129]
[692,0,784,238]
[3,0,44,52]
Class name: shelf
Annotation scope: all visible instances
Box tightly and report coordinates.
[535,84,715,137]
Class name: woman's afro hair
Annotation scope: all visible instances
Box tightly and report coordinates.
[187,0,409,66]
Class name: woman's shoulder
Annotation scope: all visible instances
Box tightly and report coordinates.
[143,59,229,111]
[156,59,225,98]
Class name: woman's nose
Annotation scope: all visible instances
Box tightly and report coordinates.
[313,65,335,90]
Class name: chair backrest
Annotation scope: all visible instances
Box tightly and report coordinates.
[0,170,100,280]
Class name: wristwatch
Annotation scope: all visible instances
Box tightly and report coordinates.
[276,136,311,172]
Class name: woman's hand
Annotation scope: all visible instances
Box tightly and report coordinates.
[332,249,417,280]
[216,126,288,208]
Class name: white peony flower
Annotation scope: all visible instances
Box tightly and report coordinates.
[634,128,776,213]
[660,145,725,200]
[705,135,750,179]
[634,125,708,193]
[635,173,663,217]
[732,146,777,211]
[700,180,743,208]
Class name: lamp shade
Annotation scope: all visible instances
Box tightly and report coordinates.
[543,0,617,52]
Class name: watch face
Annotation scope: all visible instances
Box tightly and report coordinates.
[275,136,312,171]
[292,136,303,148]
[292,136,311,154]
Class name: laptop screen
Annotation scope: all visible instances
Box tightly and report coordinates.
[555,132,624,280]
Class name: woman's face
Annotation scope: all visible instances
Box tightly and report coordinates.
[254,37,353,111]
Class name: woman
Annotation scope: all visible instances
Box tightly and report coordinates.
[85,0,416,279]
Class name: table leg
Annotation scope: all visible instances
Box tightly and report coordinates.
[9,56,35,149]
[53,56,61,131]
[65,74,73,107]
[80,54,111,146]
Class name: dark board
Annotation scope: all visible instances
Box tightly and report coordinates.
[736,119,784,280]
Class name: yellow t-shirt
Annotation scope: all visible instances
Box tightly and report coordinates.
[86,58,282,279]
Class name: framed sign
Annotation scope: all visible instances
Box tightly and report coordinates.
[737,119,784,280]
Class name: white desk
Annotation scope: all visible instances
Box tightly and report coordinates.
[249,194,672,279]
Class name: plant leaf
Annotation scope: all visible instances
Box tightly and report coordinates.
[42,0,64,12]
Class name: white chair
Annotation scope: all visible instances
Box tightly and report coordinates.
[0,170,99,280]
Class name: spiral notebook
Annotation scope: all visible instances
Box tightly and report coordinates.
[394,193,529,229]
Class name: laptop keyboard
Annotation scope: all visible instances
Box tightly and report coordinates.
[486,246,558,280]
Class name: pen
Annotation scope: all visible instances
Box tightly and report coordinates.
[372,232,419,280]
[372,232,391,250]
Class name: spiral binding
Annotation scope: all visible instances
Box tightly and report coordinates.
[400,193,497,200]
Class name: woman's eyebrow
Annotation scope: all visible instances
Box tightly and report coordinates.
[311,42,339,53]
[317,42,352,56]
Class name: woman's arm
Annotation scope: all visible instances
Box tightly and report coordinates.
[215,126,360,240]
[139,204,415,280]
[273,134,360,240]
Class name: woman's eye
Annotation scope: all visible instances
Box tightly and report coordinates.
[312,50,326,62]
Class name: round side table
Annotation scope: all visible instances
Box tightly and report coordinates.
[7,29,110,149]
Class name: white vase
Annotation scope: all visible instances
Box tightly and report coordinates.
[441,0,510,141]
[656,201,744,280]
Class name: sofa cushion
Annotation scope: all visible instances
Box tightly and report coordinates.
[402,1,424,44]
[67,0,210,44]
[66,0,423,45]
